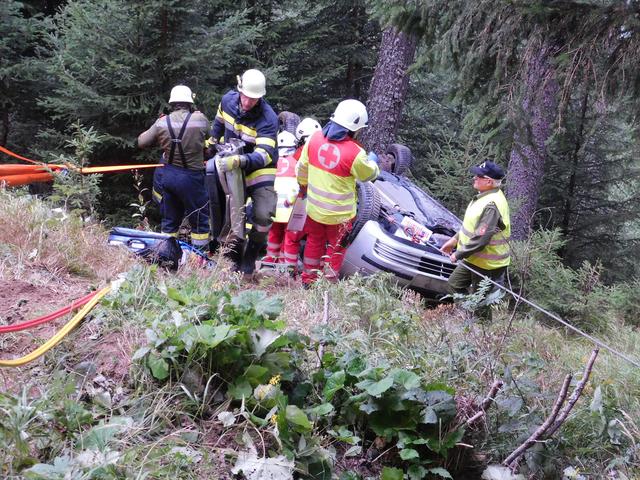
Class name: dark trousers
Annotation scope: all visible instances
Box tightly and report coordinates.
[448,261,507,319]
[245,185,277,245]
[159,164,209,245]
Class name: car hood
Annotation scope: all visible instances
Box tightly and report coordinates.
[373,172,461,235]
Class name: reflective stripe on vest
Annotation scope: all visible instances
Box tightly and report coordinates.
[458,190,511,269]
[304,131,362,225]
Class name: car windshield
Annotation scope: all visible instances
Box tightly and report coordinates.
[374,172,461,234]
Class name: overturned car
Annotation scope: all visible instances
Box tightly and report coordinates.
[340,145,462,298]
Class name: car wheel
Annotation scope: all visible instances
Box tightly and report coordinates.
[349,181,381,241]
[386,144,413,175]
[278,111,301,135]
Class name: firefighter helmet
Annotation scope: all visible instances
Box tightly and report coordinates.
[277,130,297,148]
[330,99,368,132]
[295,117,321,141]
[237,69,266,99]
[168,85,194,104]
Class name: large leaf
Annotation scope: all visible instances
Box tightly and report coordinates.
[232,290,283,319]
[147,354,169,380]
[181,324,234,352]
[78,416,133,450]
[285,405,312,433]
[427,467,453,479]
[381,467,404,480]
[250,328,282,357]
[231,450,294,480]
[166,287,188,305]
[323,370,346,401]
[391,369,421,390]
[356,375,394,397]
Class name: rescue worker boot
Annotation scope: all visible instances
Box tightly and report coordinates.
[240,239,263,275]
[223,239,244,272]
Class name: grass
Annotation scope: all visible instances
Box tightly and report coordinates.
[0,189,638,479]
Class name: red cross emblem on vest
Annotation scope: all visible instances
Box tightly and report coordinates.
[317,143,341,170]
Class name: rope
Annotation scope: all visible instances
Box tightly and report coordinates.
[458,261,640,368]
[0,290,99,334]
[0,286,110,367]
[0,145,41,164]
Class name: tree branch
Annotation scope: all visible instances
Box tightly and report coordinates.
[503,374,572,468]
[466,380,504,425]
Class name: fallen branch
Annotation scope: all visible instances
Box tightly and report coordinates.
[503,374,572,468]
[316,290,330,367]
[543,348,599,438]
[466,380,504,425]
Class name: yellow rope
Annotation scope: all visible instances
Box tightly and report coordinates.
[0,286,111,367]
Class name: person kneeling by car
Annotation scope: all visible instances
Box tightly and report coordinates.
[296,100,380,287]
[440,161,511,319]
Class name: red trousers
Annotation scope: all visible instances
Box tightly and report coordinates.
[265,222,304,267]
[301,217,353,285]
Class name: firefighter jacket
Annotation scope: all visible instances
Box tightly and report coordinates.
[138,108,209,171]
[296,130,379,225]
[211,90,278,190]
[273,153,299,223]
[457,189,511,270]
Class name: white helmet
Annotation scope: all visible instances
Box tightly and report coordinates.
[295,117,321,141]
[277,130,297,148]
[168,85,194,104]
[331,99,368,132]
[237,69,266,99]
[277,131,297,157]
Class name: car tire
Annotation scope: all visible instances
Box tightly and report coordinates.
[278,111,301,135]
[387,144,413,175]
[349,181,381,242]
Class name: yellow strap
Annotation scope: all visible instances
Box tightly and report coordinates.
[0,286,110,367]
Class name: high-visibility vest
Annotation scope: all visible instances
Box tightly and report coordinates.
[301,131,377,225]
[458,189,511,269]
[273,154,299,223]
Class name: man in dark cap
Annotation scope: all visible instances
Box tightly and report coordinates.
[440,161,511,310]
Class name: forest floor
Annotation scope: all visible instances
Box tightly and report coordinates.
[1,190,639,480]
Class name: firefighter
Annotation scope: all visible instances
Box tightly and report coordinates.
[263,118,322,272]
[210,69,278,274]
[138,85,210,250]
[296,100,379,287]
[440,161,511,316]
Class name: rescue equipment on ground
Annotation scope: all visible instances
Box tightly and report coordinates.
[107,227,214,268]
[0,145,163,187]
[0,286,110,367]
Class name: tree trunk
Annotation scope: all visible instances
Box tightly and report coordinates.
[506,42,559,240]
[360,26,417,153]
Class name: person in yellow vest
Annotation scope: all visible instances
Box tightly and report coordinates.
[296,100,379,287]
[262,130,301,266]
[440,161,510,310]
[263,119,322,272]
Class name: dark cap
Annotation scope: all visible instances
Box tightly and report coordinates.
[470,161,505,180]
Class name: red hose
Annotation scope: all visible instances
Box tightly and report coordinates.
[0,290,99,334]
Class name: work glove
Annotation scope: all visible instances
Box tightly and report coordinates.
[284,187,300,208]
[216,154,247,173]
[367,151,379,165]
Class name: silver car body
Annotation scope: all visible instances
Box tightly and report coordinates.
[340,172,462,297]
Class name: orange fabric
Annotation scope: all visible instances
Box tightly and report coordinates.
[0,172,54,187]
[0,145,41,164]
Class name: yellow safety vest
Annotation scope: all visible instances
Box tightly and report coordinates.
[297,131,378,225]
[458,189,511,269]
[273,154,299,223]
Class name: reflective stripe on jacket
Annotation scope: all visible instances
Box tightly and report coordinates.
[273,154,299,223]
[458,190,511,269]
[296,130,379,225]
[210,90,278,190]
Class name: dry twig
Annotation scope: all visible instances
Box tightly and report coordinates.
[503,374,572,468]
[466,380,504,425]
[316,290,329,367]
[544,348,599,438]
